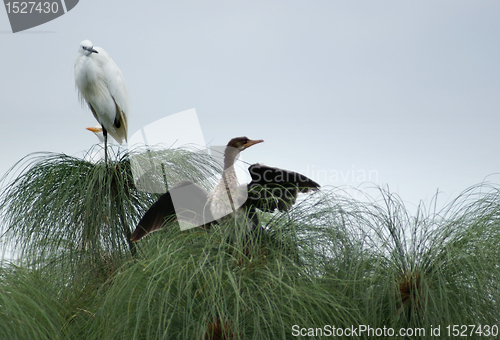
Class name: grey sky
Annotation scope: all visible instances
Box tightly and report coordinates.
[1,1,499,213]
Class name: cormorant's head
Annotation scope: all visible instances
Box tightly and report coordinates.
[227,137,264,151]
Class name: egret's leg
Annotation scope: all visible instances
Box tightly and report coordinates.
[103,127,108,163]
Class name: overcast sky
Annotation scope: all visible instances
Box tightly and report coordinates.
[1,1,499,213]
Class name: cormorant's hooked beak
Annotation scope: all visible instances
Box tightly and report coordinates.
[243,139,264,149]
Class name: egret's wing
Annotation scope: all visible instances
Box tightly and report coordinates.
[246,164,320,213]
[131,180,211,242]
[101,52,129,112]
[100,48,129,142]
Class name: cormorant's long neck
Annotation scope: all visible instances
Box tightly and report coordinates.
[224,147,239,171]
[222,147,240,188]
[208,146,242,219]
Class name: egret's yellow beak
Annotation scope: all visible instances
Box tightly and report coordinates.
[86,127,103,133]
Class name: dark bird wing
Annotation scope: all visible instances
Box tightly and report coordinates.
[246,163,320,213]
[130,180,211,242]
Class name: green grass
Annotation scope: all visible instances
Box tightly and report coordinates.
[0,151,499,339]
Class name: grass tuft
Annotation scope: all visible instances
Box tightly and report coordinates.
[0,150,499,339]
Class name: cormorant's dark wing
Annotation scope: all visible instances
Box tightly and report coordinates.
[131,180,211,242]
[131,191,176,242]
[246,164,320,213]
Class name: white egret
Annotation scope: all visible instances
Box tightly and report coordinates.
[75,40,129,163]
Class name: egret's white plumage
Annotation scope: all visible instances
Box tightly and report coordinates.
[75,40,129,161]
